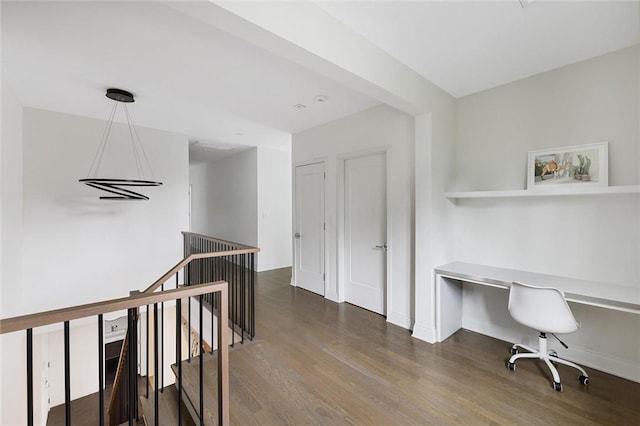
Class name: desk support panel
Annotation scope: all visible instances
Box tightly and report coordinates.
[437,275,463,342]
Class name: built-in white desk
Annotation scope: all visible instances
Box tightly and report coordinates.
[435,262,640,342]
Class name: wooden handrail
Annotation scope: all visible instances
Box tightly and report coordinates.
[143,248,259,294]
[0,282,227,335]
[182,231,260,251]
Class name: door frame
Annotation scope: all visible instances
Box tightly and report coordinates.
[337,147,392,314]
[291,158,327,292]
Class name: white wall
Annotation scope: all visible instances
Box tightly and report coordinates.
[451,45,640,380]
[189,148,258,247]
[1,106,190,418]
[190,147,292,271]
[20,108,189,314]
[292,105,416,328]
[1,80,29,425]
[48,321,98,406]
[257,147,292,271]
[412,98,457,343]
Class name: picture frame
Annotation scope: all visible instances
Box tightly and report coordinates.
[527,142,608,190]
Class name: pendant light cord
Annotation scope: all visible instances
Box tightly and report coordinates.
[124,104,156,181]
[86,102,118,178]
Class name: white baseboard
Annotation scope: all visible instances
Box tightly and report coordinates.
[324,289,339,303]
[387,312,412,330]
[463,319,640,383]
[411,322,437,344]
[257,263,292,272]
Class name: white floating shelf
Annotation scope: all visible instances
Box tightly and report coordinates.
[445,185,640,199]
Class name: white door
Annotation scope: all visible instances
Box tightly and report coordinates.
[294,162,325,295]
[345,152,387,315]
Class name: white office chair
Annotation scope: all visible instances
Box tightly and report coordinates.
[506,281,589,391]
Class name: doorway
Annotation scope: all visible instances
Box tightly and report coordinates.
[344,152,387,315]
[294,162,326,296]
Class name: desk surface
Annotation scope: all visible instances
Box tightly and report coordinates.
[435,262,640,315]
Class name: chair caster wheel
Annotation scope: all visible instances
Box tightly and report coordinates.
[553,382,563,392]
[507,362,516,371]
[510,347,518,355]
[579,375,589,386]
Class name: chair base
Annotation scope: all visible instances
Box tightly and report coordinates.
[507,333,589,391]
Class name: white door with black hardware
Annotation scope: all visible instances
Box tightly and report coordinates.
[345,152,387,315]
[294,162,325,296]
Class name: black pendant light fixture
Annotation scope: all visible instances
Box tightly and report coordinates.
[79,88,162,200]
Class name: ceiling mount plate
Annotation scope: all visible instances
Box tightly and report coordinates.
[106,88,134,103]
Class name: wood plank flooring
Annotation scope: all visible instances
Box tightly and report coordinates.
[48,267,640,425]
[175,267,640,425]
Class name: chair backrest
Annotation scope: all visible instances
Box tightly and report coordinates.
[508,281,579,334]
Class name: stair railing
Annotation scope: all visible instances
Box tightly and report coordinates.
[0,281,230,426]
[181,232,259,346]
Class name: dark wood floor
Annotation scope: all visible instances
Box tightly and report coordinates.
[49,267,640,425]
[177,267,640,425]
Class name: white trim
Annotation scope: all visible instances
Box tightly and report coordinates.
[387,311,412,329]
[411,322,438,344]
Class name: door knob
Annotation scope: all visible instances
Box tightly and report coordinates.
[374,243,387,251]
[294,232,301,239]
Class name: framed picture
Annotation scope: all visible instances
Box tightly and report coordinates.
[527,142,608,190]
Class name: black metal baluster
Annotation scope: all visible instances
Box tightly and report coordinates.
[211,254,215,355]
[146,305,149,399]
[64,321,71,426]
[251,252,255,339]
[199,294,204,426]
[154,303,159,426]
[26,328,33,426]
[161,284,164,393]
[233,254,237,347]
[133,308,139,421]
[128,309,134,426]
[176,295,183,425]
[98,315,104,426]
[214,286,215,355]
[241,253,245,343]
[188,300,192,363]
[214,242,218,281]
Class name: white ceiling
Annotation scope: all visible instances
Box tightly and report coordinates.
[1,1,379,157]
[2,0,638,165]
[317,0,640,98]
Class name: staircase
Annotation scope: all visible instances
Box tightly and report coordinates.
[0,232,259,426]
[138,294,246,425]
[121,233,258,425]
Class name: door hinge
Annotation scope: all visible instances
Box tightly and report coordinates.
[323,273,325,281]
[324,222,326,231]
